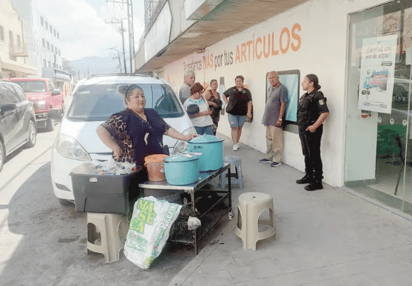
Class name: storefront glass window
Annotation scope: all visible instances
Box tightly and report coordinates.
[345,1,412,215]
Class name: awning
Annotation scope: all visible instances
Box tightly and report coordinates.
[1,59,38,75]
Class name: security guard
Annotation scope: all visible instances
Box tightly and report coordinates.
[296,74,329,191]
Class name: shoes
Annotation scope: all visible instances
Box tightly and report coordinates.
[233,143,240,151]
[259,158,272,164]
[304,180,323,191]
[271,162,282,167]
[296,175,313,184]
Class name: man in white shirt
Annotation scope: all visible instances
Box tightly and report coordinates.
[179,70,195,105]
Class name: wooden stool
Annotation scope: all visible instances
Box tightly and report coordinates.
[236,192,277,250]
[220,156,243,189]
[87,213,129,263]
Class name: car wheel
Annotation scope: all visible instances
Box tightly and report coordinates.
[58,198,73,206]
[45,118,54,132]
[25,121,37,148]
[0,140,4,172]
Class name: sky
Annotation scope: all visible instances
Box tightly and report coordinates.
[34,0,145,61]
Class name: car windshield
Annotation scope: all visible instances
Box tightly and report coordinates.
[67,83,184,121]
[12,81,47,93]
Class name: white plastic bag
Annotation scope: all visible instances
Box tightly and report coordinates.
[124,196,182,269]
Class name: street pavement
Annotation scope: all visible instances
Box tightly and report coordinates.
[0,123,201,286]
[170,137,412,286]
[2,126,412,286]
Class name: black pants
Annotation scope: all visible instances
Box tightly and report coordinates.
[298,125,323,180]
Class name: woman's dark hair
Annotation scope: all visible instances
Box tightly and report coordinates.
[305,74,321,90]
[118,84,144,103]
[191,82,204,95]
[210,79,218,86]
[235,75,244,82]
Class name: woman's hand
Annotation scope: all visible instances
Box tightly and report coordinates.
[209,102,218,107]
[246,112,252,119]
[202,110,213,116]
[306,125,317,133]
[113,145,123,159]
[183,134,198,141]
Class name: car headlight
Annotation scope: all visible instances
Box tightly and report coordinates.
[56,134,91,161]
[34,100,46,111]
[172,127,198,154]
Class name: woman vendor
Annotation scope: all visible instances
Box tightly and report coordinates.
[97,84,196,167]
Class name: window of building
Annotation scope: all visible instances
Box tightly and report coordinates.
[42,38,45,47]
[9,31,13,44]
[0,26,4,41]
[40,16,44,26]
[345,0,412,215]
[57,32,59,39]
[43,59,46,67]
[17,35,21,47]
[45,21,48,29]
[50,25,53,33]
[51,44,54,51]
[54,29,56,37]
[47,41,49,50]
[58,49,61,56]
[48,61,51,67]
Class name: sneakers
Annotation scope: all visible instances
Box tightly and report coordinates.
[271,162,282,167]
[259,158,272,164]
[232,143,240,151]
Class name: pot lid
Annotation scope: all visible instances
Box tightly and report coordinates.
[189,135,224,144]
[164,154,199,163]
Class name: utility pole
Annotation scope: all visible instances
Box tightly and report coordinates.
[106,19,128,73]
[113,51,122,73]
[106,0,135,73]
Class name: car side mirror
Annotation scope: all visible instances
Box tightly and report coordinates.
[52,89,61,96]
[0,103,17,115]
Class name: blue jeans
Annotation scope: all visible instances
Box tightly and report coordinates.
[227,113,246,128]
[195,125,214,135]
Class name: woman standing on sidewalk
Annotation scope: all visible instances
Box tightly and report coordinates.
[223,75,253,151]
[204,79,222,135]
[296,74,329,191]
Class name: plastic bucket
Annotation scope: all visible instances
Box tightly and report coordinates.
[144,154,169,181]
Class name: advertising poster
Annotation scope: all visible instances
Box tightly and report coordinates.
[266,70,299,123]
[358,35,397,114]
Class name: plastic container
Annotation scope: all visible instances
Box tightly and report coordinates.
[163,154,200,185]
[144,154,169,181]
[70,163,147,214]
[188,135,224,172]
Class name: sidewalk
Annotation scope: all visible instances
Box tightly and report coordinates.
[169,137,412,286]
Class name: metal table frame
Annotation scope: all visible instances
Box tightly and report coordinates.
[139,163,232,254]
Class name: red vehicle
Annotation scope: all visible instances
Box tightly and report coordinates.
[7,78,64,131]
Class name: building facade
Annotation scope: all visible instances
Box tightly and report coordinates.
[135,0,412,216]
[0,0,37,78]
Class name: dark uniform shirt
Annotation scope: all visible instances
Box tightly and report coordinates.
[223,86,252,116]
[297,90,329,127]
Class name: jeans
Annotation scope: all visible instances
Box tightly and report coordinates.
[227,113,246,128]
[195,125,214,135]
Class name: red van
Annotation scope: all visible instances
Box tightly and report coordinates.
[7,78,64,131]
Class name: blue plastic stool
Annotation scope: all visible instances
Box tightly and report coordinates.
[220,156,243,189]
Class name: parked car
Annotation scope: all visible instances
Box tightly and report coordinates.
[0,80,37,172]
[7,77,64,131]
[51,74,196,205]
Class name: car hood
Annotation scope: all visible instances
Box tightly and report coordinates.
[60,119,110,153]
[26,93,48,101]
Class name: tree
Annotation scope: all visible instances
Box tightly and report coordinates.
[62,59,76,75]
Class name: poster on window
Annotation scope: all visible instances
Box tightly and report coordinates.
[358,35,397,114]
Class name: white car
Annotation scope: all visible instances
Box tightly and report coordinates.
[51,74,195,205]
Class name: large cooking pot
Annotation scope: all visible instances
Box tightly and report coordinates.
[163,154,200,185]
[188,135,224,172]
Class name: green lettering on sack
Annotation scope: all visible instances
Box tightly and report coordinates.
[130,199,157,234]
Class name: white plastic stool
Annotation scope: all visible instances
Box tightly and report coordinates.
[236,192,277,251]
[87,213,129,263]
[220,156,243,189]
